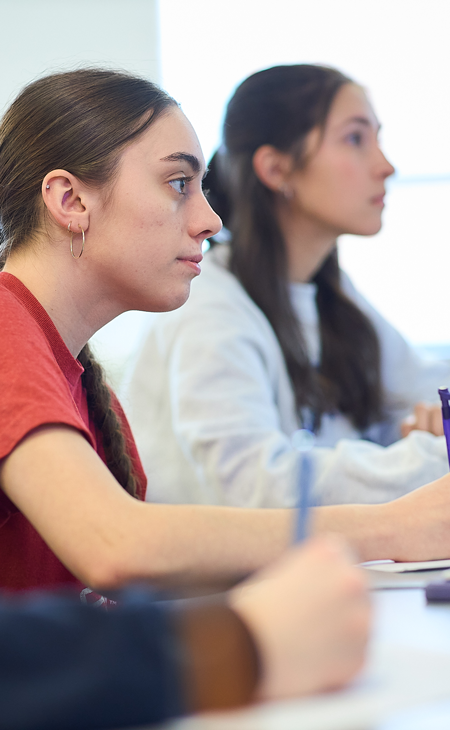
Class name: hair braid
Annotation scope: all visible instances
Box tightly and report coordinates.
[0,69,175,495]
[78,344,137,498]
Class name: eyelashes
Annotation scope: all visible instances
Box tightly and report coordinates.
[168,175,196,195]
[346,131,363,146]
[169,178,187,194]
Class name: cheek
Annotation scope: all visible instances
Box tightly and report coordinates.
[139,216,185,270]
[125,200,176,251]
[324,159,359,191]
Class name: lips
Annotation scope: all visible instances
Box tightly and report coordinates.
[177,253,203,264]
[370,192,385,205]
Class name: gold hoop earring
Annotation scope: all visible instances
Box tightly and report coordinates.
[69,222,85,259]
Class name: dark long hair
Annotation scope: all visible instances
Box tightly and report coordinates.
[0,68,177,495]
[205,65,383,431]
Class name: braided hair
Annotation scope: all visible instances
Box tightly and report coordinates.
[0,68,177,494]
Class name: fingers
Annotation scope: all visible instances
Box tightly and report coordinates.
[229,535,371,702]
[401,403,444,438]
[431,405,444,436]
[384,472,450,562]
[400,413,416,438]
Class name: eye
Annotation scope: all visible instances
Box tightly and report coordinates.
[169,177,187,194]
[346,130,363,146]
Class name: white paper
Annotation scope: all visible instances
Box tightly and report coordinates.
[162,645,450,730]
[362,559,450,573]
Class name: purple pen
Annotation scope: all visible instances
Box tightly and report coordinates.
[438,387,450,468]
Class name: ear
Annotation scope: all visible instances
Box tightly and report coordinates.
[41,170,95,233]
[252,145,293,192]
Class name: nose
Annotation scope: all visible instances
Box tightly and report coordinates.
[191,194,222,244]
[376,146,395,180]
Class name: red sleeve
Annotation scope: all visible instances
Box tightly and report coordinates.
[0,289,93,464]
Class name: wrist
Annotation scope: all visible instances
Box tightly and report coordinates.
[313,503,396,562]
[172,596,260,713]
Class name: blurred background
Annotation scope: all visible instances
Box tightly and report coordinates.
[1,0,449,385]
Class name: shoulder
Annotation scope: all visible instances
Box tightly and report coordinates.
[0,278,36,323]
[0,280,52,358]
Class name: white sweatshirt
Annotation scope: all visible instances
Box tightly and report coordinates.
[122,245,450,507]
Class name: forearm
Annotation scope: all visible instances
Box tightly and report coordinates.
[172,595,260,712]
[312,502,392,562]
[0,426,291,592]
[117,501,291,591]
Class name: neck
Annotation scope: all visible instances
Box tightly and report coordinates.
[3,247,123,358]
[276,204,338,283]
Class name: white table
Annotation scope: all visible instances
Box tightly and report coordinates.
[158,585,450,730]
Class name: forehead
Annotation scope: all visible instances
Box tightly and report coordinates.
[326,83,379,130]
[120,106,206,171]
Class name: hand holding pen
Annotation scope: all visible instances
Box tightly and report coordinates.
[401,402,444,438]
[424,388,450,601]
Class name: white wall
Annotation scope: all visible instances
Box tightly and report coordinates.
[4,1,450,384]
[0,0,161,111]
[0,0,161,386]
[159,0,450,353]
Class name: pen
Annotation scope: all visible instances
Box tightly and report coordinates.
[291,428,316,542]
[438,386,450,468]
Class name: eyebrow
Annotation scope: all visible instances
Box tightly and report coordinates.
[160,152,202,174]
[344,116,381,130]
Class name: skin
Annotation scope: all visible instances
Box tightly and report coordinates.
[253,82,441,436]
[253,83,394,284]
[3,98,450,701]
[4,108,221,356]
[401,402,443,438]
[1,105,450,601]
[230,535,371,700]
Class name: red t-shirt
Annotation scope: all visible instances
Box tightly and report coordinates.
[0,272,147,593]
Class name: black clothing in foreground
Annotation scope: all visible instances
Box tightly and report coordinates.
[0,587,259,730]
[0,589,185,730]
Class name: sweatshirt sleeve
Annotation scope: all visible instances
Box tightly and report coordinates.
[0,589,185,730]
[0,588,259,730]
[314,430,449,506]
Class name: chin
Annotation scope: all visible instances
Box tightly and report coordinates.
[150,289,191,313]
[349,219,383,237]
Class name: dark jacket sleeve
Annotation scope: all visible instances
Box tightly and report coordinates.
[0,588,186,730]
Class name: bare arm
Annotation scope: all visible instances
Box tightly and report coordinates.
[0,425,291,591]
[3,425,450,593]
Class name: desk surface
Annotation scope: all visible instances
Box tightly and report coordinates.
[158,588,450,730]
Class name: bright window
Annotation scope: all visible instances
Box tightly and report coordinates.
[160,0,450,353]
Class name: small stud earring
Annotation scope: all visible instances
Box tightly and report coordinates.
[279,184,293,201]
[46,184,50,189]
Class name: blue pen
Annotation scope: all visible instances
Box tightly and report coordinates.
[291,428,316,542]
[438,387,450,468]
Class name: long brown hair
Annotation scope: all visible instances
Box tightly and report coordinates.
[205,65,383,431]
[0,68,177,495]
